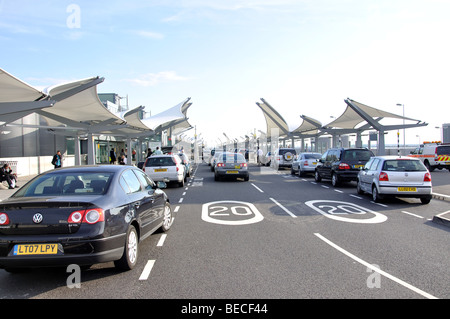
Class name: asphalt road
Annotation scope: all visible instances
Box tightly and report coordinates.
[1,163,449,306]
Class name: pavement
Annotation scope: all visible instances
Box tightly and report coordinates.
[0,172,449,226]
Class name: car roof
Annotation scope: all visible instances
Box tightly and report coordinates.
[45,165,129,174]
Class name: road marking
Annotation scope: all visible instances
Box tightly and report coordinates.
[157,234,167,247]
[182,192,186,196]
[314,233,438,299]
[251,183,264,193]
[185,187,189,190]
[334,189,344,193]
[371,201,388,207]
[139,260,156,281]
[350,194,362,199]
[178,198,183,203]
[270,198,297,218]
[202,201,264,225]
[321,185,329,189]
[401,211,424,219]
[174,206,180,213]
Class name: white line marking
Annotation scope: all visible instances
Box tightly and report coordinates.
[185,187,188,190]
[182,192,186,196]
[371,201,388,207]
[270,198,297,218]
[251,183,264,193]
[139,260,156,281]
[350,194,362,199]
[157,234,167,247]
[334,189,344,193]
[178,198,183,203]
[322,185,329,189]
[174,206,180,213]
[311,182,317,185]
[301,179,308,181]
[401,211,424,219]
[314,233,437,299]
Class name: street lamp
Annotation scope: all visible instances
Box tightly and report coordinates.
[397,103,405,149]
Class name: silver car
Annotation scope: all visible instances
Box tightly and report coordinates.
[291,152,322,176]
[357,156,432,204]
[143,154,187,187]
[214,152,249,181]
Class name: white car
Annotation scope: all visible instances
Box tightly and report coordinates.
[357,156,432,204]
[143,154,186,187]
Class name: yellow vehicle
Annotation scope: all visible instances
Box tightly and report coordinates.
[409,141,450,171]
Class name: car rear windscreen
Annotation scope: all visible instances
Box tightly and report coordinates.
[382,159,427,172]
[342,150,373,161]
[145,157,176,167]
[437,146,450,155]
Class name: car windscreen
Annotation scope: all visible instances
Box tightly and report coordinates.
[342,150,373,161]
[12,172,114,197]
[437,146,450,155]
[304,153,321,159]
[382,159,427,172]
[146,157,176,167]
[220,153,246,163]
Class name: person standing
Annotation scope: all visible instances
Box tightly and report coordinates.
[52,150,63,169]
[110,148,117,164]
[1,164,18,189]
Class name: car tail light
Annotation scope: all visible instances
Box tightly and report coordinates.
[303,162,308,166]
[176,166,179,172]
[379,172,389,181]
[240,163,248,168]
[338,163,351,170]
[0,212,9,225]
[424,172,431,182]
[68,210,84,223]
[68,208,104,224]
[217,163,225,167]
[83,209,104,224]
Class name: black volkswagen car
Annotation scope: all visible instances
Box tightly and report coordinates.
[0,165,173,273]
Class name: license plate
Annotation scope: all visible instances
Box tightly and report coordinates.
[226,170,239,174]
[312,162,317,165]
[398,187,417,192]
[13,244,58,256]
[234,165,241,169]
[154,168,167,172]
[354,165,364,169]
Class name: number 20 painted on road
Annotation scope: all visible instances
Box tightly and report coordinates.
[202,201,264,225]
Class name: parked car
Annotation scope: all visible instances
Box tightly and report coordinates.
[178,153,193,177]
[357,156,432,204]
[214,152,249,181]
[314,148,374,186]
[259,151,272,166]
[291,152,322,176]
[143,154,186,187]
[0,165,173,272]
[271,148,297,170]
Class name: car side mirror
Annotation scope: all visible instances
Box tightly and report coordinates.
[153,181,167,189]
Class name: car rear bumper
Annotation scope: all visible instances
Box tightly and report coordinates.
[0,233,125,269]
[378,185,432,197]
[215,169,249,179]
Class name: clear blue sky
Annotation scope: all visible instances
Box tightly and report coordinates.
[1,0,449,147]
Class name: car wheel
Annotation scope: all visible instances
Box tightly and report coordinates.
[372,186,383,203]
[356,180,364,195]
[114,225,139,271]
[178,178,184,187]
[420,197,431,204]
[314,170,322,182]
[244,175,249,181]
[160,203,173,232]
[331,173,339,187]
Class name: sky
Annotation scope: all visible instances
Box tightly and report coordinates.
[1,0,449,147]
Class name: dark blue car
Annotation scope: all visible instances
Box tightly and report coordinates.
[0,165,173,273]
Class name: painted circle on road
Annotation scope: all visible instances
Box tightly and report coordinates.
[305,200,387,224]
[202,201,264,225]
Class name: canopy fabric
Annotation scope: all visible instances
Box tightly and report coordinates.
[0,68,51,124]
[0,68,44,103]
[40,77,124,126]
[256,98,290,137]
[141,98,191,132]
[291,115,322,136]
[325,99,416,129]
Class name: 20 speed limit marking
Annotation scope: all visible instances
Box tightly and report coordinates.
[202,201,264,225]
